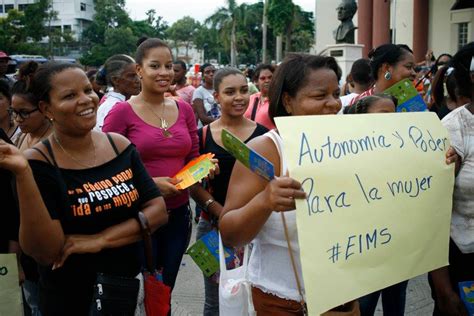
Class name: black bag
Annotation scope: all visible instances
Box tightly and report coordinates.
[89,273,140,316]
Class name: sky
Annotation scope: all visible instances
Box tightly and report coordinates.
[125,0,315,24]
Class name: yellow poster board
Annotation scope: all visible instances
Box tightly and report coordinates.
[275,112,454,315]
[0,254,23,315]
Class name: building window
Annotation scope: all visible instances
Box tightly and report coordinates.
[0,5,3,14]
[18,4,29,11]
[63,25,72,32]
[4,4,14,12]
[458,22,468,50]
[80,2,86,11]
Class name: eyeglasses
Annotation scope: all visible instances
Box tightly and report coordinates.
[8,108,39,120]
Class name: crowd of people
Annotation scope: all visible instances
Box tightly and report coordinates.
[0,37,472,316]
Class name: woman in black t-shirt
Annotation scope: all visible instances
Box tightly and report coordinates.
[190,68,268,315]
[0,62,168,315]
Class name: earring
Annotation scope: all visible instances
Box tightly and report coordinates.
[48,117,54,123]
[384,71,392,80]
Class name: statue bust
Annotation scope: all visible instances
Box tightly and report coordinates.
[333,0,358,44]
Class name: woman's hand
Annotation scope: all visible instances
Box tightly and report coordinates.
[445,146,458,165]
[52,234,105,269]
[0,140,30,176]
[262,176,306,212]
[436,290,468,316]
[153,177,182,198]
[207,158,220,180]
[168,85,178,96]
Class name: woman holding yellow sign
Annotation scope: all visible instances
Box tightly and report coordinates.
[219,54,342,315]
[219,53,459,315]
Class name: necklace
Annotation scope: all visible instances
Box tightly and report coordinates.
[143,98,173,138]
[53,133,97,168]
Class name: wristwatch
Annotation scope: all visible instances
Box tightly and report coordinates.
[203,198,215,211]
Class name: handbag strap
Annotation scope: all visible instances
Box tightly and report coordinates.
[137,212,154,273]
[281,212,308,315]
[250,96,260,121]
[200,124,208,149]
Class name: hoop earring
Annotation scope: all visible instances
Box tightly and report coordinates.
[384,71,392,81]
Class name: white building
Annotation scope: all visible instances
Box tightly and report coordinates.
[0,0,95,40]
[172,44,204,65]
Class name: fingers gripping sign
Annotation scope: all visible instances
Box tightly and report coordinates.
[264,176,307,212]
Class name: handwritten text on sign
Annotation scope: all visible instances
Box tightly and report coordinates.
[275,113,454,315]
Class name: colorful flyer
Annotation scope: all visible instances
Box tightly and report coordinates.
[187,230,235,277]
[459,281,474,316]
[174,153,215,190]
[383,78,428,112]
[221,128,274,181]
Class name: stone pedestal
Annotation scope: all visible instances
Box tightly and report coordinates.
[321,44,364,82]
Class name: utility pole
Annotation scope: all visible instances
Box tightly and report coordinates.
[262,0,268,63]
[276,35,282,63]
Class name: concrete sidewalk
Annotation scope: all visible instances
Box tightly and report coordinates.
[171,205,435,315]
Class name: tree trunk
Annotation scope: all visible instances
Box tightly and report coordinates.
[284,14,293,55]
[231,19,237,66]
[276,35,283,63]
[284,28,292,55]
[262,0,268,63]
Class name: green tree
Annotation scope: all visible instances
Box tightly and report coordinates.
[0,0,71,55]
[23,0,51,41]
[81,26,137,66]
[0,10,26,53]
[194,25,227,64]
[268,0,294,57]
[80,0,135,65]
[268,0,314,58]
[131,9,168,39]
[82,0,131,45]
[166,16,200,62]
[206,0,242,66]
[235,2,264,64]
[290,8,314,53]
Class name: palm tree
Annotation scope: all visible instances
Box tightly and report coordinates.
[206,0,240,66]
[268,0,295,60]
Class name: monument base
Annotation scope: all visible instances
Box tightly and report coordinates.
[319,44,364,82]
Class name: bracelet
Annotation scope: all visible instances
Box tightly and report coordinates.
[203,198,215,211]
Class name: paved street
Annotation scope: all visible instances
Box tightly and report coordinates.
[171,201,435,315]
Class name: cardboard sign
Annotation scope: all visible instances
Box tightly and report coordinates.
[0,254,22,315]
[275,113,453,315]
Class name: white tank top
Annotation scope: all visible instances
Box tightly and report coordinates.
[248,130,305,301]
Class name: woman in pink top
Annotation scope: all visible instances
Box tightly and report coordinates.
[103,38,199,291]
[169,60,195,105]
[244,63,276,130]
